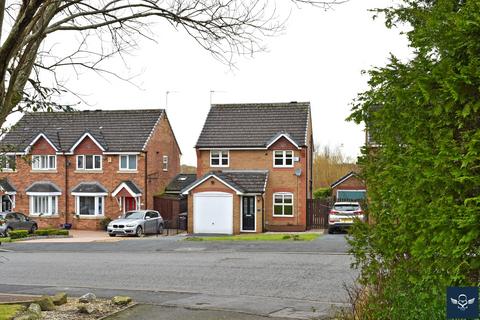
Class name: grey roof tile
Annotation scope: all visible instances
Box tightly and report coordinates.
[183,170,268,194]
[71,182,108,194]
[114,180,142,195]
[0,179,16,192]
[165,174,197,193]
[196,102,310,148]
[25,181,61,193]
[1,109,164,152]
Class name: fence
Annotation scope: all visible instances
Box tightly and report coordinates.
[306,198,332,229]
[153,195,188,231]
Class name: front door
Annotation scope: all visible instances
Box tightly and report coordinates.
[124,197,136,212]
[242,196,255,231]
[1,195,12,212]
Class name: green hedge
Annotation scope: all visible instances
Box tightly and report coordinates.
[9,230,29,239]
[313,187,331,199]
[34,229,69,236]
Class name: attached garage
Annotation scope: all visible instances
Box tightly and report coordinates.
[193,192,233,234]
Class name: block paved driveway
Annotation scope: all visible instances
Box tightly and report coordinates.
[0,234,354,319]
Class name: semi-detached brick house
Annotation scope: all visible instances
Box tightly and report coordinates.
[0,109,181,230]
[182,102,313,234]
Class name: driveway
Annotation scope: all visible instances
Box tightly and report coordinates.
[0,234,353,319]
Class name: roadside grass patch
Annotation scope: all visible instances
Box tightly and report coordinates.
[186,233,320,241]
[0,304,24,319]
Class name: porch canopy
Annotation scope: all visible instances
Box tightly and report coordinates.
[112,181,142,212]
[25,181,61,195]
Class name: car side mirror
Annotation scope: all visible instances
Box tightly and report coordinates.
[118,215,121,219]
[145,216,150,220]
[25,217,29,221]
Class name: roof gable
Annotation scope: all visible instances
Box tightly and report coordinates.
[195,102,310,149]
[2,109,164,153]
[330,171,363,188]
[69,132,106,153]
[26,133,59,154]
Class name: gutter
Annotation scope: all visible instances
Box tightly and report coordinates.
[64,154,69,224]
[144,151,148,209]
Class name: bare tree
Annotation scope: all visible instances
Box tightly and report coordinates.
[0,0,344,125]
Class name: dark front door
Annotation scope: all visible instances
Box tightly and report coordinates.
[242,196,255,231]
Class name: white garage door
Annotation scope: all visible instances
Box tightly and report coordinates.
[194,192,233,234]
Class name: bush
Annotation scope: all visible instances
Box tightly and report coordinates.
[313,187,331,199]
[34,229,69,236]
[9,230,29,239]
[99,217,112,231]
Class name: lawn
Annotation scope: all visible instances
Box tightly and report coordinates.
[186,233,320,241]
[0,304,23,319]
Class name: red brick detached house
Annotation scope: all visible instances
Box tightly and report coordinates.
[0,109,181,230]
[183,102,313,234]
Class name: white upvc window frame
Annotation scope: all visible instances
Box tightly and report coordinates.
[32,155,56,170]
[273,192,294,217]
[0,155,15,171]
[119,154,137,171]
[29,195,58,216]
[76,155,102,170]
[210,150,229,167]
[273,150,294,168]
[75,195,105,216]
[162,155,168,171]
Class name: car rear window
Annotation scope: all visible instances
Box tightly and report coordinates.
[333,204,360,211]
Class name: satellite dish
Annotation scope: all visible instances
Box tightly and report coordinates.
[294,168,302,177]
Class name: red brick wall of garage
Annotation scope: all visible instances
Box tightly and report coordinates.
[196,137,310,232]
[331,175,366,200]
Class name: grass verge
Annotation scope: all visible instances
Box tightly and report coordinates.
[186,233,320,241]
[0,304,23,319]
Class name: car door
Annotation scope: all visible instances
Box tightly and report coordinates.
[149,211,161,233]
[144,212,155,234]
[5,213,19,230]
[15,213,29,230]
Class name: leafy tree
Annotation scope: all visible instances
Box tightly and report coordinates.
[348,0,480,318]
[0,0,341,127]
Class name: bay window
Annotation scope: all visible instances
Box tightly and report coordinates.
[30,195,58,216]
[75,196,104,216]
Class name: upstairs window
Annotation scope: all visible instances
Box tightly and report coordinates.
[77,155,102,170]
[32,155,56,170]
[210,150,229,167]
[273,151,294,167]
[163,156,168,171]
[0,155,15,171]
[120,155,137,171]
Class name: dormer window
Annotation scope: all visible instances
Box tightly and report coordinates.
[32,155,56,170]
[77,155,102,170]
[273,151,294,167]
[210,150,229,167]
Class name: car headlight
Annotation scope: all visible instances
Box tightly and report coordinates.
[125,224,136,227]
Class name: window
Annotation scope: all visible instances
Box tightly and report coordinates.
[119,155,137,171]
[32,155,56,170]
[273,151,294,167]
[163,156,168,171]
[210,150,229,167]
[0,155,15,171]
[273,193,294,216]
[76,196,104,216]
[77,155,102,170]
[30,195,58,216]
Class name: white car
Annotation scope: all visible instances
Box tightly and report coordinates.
[328,202,365,234]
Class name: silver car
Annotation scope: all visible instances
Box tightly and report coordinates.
[0,212,38,237]
[328,202,365,234]
[107,210,164,237]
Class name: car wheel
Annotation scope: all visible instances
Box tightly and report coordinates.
[5,228,12,237]
[109,234,116,237]
[29,224,38,234]
[157,224,164,234]
[135,226,144,237]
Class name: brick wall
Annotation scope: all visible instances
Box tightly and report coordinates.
[331,175,366,199]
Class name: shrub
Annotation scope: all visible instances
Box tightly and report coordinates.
[9,230,29,239]
[313,187,331,199]
[99,217,112,231]
[34,229,69,236]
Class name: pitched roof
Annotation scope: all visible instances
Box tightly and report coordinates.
[71,182,108,194]
[182,170,268,194]
[165,174,197,193]
[1,109,164,152]
[195,102,310,148]
[0,179,16,193]
[25,182,61,194]
[112,180,142,197]
[330,171,363,188]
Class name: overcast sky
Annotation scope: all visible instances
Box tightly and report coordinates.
[24,0,410,166]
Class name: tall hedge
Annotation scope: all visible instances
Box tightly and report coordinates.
[348,1,480,318]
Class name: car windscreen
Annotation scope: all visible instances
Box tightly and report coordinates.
[333,204,360,211]
[124,211,145,219]
[0,214,4,219]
